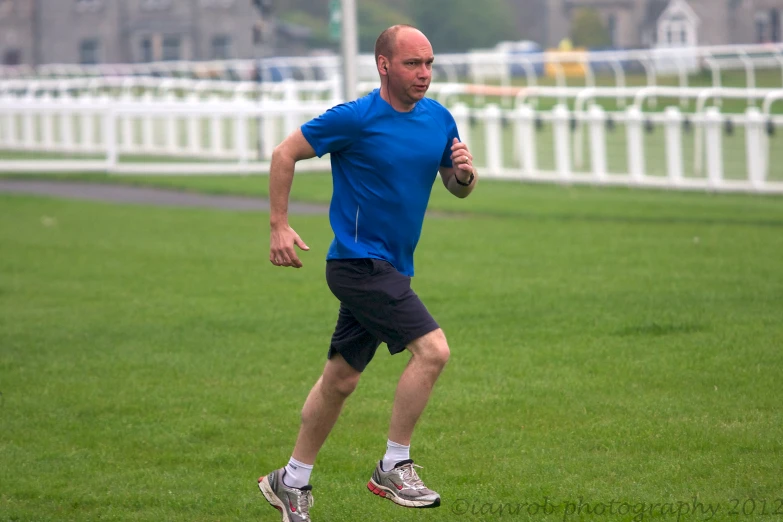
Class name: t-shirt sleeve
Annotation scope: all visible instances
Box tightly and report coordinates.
[440,111,461,168]
[300,101,361,158]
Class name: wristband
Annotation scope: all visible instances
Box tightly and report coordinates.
[455,171,474,186]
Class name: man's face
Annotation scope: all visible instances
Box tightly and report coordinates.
[386,29,434,106]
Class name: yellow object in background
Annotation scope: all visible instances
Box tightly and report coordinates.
[545,38,587,78]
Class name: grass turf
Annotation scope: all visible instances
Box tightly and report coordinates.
[1,178,782,521]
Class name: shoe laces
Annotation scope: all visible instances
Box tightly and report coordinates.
[292,489,314,520]
[397,462,427,491]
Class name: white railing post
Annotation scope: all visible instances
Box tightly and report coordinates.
[484,104,503,176]
[104,104,118,170]
[283,80,299,137]
[210,94,223,157]
[552,104,571,180]
[664,106,684,185]
[12,105,21,149]
[704,106,724,188]
[261,107,276,161]
[165,91,178,154]
[0,96,6,147]
[588,104,607,180]
[23,98,35,151]
[451,102,471,154]
[187,92,201,155]
[120,88,134,152]
[329,75,342,105]
[41,92,54,150]
[235,99,250,165]
[626,105,645,182]
[61,91,74,152]
[81,95,95,153]
[4,95,18,149]
[97,93,111,151]
[258,87,278,161]
[142,91,155,153]
[515,103,537,176]
[744,106,765,190]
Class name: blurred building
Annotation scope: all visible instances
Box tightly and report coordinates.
[511,0,783,49]
[0,0,309,66]
[0,0,34,65]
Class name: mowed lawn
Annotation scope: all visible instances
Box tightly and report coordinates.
[1,177,782,521]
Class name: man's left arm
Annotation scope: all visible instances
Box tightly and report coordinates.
[439,137,477,198]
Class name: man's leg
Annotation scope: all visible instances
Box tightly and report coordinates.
[367,328,448,509]
[388,328,450,445]
[291,353,362,465]
[258,354,361,521]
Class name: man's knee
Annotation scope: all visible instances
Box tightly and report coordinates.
[326,372,361,398]
[322,356,362,398]
[408,328,450,369]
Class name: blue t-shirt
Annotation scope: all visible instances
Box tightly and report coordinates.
[301,89,459,276]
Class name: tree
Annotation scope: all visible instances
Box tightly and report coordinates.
[278,0,414,52]
[358,2,415,53]
[570,8,612,49]
[409,0,517,53]
[278,10,333,49]
[276,0,519,54]
[273,0,327,18]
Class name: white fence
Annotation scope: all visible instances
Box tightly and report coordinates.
[1,77,782,194]
[3,43,783,93]
[0,81,332,173]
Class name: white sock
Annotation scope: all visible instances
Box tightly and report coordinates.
[283,457,313,489]
[382,439,410,472]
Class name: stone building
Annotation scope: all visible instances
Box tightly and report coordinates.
[0,0,305,66]
[511,0,783,49]
[0,0,35,65]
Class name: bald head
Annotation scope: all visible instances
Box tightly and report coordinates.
[374,24,426,65]
[375,25,433,110]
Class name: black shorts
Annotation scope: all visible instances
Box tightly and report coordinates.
[325,258,440,372]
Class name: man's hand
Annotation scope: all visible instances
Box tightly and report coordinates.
[439,137,477,198]
[270,224,310,268]
[450,137,474,182]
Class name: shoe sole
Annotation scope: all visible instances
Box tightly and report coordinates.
[258,476,291,522]
[367,479,441,508]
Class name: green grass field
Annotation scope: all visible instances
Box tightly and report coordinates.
[1,176,783,521]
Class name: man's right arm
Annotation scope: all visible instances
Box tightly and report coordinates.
[269,128,317,268]
[270,128,317,227]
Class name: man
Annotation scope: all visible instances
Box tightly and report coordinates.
[258,24,477,522]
